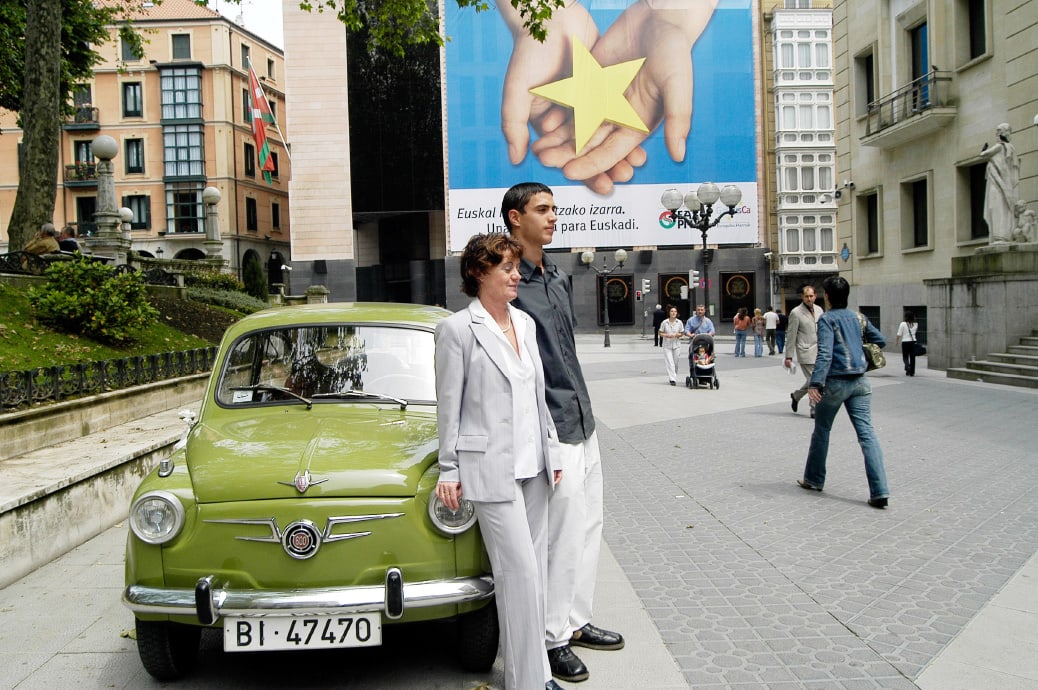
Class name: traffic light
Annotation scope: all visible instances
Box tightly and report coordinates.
[635,290,642,301]
[641,279,651,294]
[689,269,701,287]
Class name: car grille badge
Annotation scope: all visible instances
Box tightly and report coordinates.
[278,470,327,494]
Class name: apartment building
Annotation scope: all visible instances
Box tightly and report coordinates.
[0,0,290,282]
[832,0,1037,346]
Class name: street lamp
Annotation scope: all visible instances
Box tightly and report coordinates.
[660,182,742,316]
[580,248,628,348]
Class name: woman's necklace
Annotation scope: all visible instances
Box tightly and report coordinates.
[498,314,512,333]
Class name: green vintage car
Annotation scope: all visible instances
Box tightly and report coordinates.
[122,302,497,680]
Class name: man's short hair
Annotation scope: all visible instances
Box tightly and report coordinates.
[821,275,850,309]
[501,182,553,232]
[40,222,58,237]
[798,283,814,295]
[60,225,76,238]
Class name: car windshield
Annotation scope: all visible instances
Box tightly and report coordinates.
[216,324,436,406]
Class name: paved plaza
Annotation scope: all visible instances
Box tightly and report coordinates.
[1,333,1036,689]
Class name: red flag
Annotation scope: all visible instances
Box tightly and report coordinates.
[247,62,276,183]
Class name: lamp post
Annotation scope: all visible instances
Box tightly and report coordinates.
[84,134,131,265]
[580,248,628,347]
[660,182,742,316]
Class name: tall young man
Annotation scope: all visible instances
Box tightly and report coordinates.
[503,182,624,684]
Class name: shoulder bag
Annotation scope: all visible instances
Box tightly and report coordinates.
[857,313,886,371]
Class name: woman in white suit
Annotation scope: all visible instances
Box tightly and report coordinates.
[435,233,563,690]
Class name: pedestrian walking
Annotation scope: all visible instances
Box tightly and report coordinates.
[751,308,766,357]
[732,308,750,357]
[796,275,890,509]
[652,304,666,347]
[895,311,920,376]
[659,306,684,385]
[764,306,778,355]
[775,308,788,354]
[785,285,823,417]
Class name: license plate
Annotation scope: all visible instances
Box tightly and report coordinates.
[224,613,382,652]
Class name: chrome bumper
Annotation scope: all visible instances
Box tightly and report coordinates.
[123,569,493,623]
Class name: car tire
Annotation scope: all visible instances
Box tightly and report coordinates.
[135,618,201,681]
[457,599,499,672]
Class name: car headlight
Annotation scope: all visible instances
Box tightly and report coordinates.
[427,494,477,535]
[129,491,186,544]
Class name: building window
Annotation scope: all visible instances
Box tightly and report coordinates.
[855,51,875,117]
[163,124,204,177]
[267,58,275,79]
[244,143,256,177]
[72,84,92,107]
[122,82,143,117]
[172,34,191,60]
[779,152,833,193]
[903,178,929,249]
[779,214,836,267]
[270,151,279,178]
[242,88,250,122]
[272,201,281,229]
[860,192,880,255]
[967,163,988,240]
[160,67,202,120]
[956,0,987,64]
[166,183,204,234]
[241,43,250,69]
[74,140,93,165]
[246,197,258,231]
[268,99,277,124]
[125,138,145,174]
[122,195,151,230]
[121,36,143,62]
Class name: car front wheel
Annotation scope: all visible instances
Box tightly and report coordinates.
[457,599,499,672]
[135,618,201,681]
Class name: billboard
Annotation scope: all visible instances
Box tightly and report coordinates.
[443,0,758,252]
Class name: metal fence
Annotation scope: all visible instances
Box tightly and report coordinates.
[0,347,218,410]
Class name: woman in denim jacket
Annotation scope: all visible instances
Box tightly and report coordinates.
[796,275,890,509]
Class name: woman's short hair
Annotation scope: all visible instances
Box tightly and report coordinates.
[459,233,524,297]
[821,275,850,309]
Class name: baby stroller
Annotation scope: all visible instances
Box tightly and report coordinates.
[686,333,719,389]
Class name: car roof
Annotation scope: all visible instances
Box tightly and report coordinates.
[220,302,452,343]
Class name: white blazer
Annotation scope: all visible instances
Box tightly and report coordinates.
[435,301,561,502]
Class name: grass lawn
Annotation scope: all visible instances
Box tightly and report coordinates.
[0,282,215,373]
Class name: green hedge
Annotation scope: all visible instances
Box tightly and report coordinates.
[186,286,269,314]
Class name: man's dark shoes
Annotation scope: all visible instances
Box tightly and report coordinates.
[548,645,589,682]
[546,681,564,690]
[790,393,799,413]
[797,479,822,491]
[570,623,625,651]
[868,497,888,509]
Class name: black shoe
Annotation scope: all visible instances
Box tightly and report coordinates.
[797,479,822,491]
[670,380,676,386]
[546,682,564,690]
[548,645,589,682]
[868,497,888,509]
[790,393,799,413]
[570,623,625,651]
[810,409,816,419]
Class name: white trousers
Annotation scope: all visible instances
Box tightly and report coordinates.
[473,475,551,690]
[545,431,604,649]
[792,362,816,409]
[663,346,682,383]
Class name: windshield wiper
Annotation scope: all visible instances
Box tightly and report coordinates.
[311,388,408,410]
[230,384,312,410]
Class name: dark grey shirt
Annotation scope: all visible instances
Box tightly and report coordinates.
[513,253,595,444]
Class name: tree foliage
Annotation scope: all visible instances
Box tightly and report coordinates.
[299,0,565,55]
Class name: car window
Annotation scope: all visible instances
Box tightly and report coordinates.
[216,325,436,405]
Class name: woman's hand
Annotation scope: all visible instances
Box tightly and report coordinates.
[554,470,563,485]
[436,481,463,511]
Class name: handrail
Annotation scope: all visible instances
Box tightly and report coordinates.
[1,347,218,410]
[865,70,952,137]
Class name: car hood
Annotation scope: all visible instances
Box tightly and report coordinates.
[185,407,439,503]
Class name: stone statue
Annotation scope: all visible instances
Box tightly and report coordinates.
[1012,203,1037,244]
[980,122,1020,243]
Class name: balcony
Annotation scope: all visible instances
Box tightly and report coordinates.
[862,71,956,149]
[64,162,98,187]
[64,106,100,130]
[778,251,839,273]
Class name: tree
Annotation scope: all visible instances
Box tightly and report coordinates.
[3,0,138,251]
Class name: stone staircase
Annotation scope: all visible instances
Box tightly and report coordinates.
[946,329,1038,389]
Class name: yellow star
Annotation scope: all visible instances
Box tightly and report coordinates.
[530,37,649,154]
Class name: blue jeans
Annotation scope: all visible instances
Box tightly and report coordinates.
[734,330,747,356]
[776,330,786,353]
[753,334,764,357]
[803,376,889,500]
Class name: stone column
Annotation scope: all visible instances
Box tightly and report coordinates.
[202,186,224,265]
[83,135,131,265]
